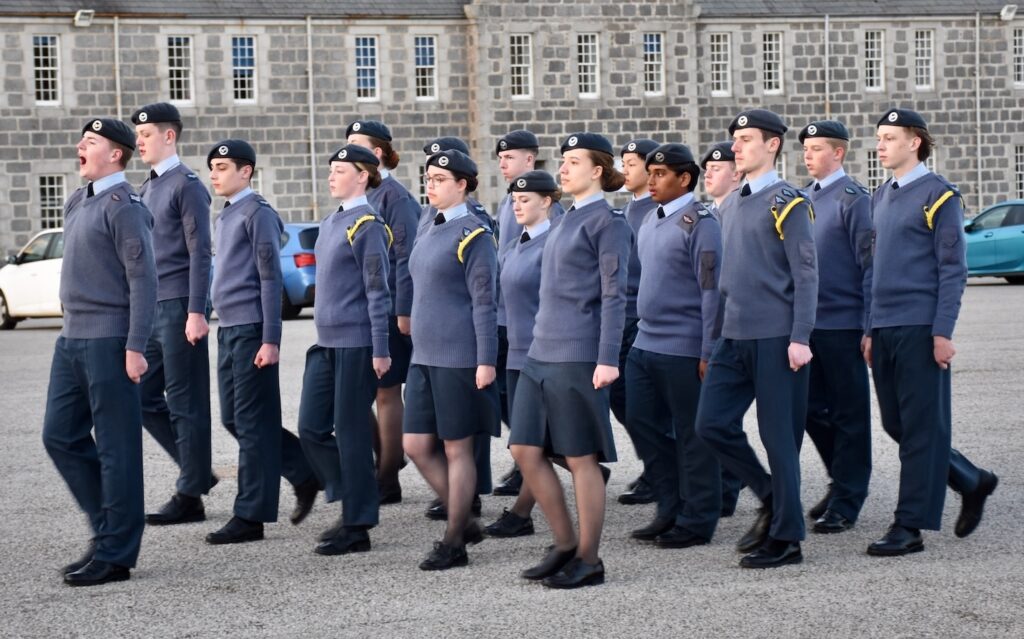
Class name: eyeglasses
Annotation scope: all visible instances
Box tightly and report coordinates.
[422,175,453,187]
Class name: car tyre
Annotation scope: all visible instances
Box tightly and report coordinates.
[0,292,20,330]
[281,292,302,320]
[1005,276,1024,285]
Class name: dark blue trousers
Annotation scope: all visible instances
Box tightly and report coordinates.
[626,347,721,540]
[696,337,808,543]
[804,329,872,522]
[871,325,982,530]
[43,337,145,567]
[609,317,639,427]
[298,345,379,528]
[140,298,213,498]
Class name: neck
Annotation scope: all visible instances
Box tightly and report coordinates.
[88,166,122,181]
[572,184,602,201]
[629,187,649,198]
[148,149,178,167]
[224,184,251,200]
[744,164,773,180]
[892,161,919,180]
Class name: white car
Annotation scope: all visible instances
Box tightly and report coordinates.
[0,229,63,329]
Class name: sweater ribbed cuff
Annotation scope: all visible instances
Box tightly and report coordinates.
[790,322,813,345]
[597,341,620,367]
[372,335,390,359]
[931,316,956,340]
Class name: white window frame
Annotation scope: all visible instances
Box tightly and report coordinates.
[709,33,731,97]
[925,151,937,173]
[1016,145,1024,198]
[413,35,438,101]
[167,35,194,105]
[231,35,257,104]
[762,32,784,95]
[1013,27,1024,87]
[642,33,665,97]
[250,168,262,195]
[38,175,65,230]
[577,33,600,99]
[867,150,886,190]
[509,34,533,99]
[355,35,380,102]
[775,152,787,181]
[32,34,61,106]
[864,30,885,92]
[914,29,934,91]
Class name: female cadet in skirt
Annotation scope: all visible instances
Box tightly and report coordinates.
[296,144,392,556]
[403,149,501,571]
[510,133,633,589]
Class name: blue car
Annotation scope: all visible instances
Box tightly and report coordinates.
[964,200,1024,285]
[280,222,319,319]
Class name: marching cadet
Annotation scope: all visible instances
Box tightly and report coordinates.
[695,109,818,569]
[347,120,420,505]
[44,117,156,586]
[205,140,319,545]
[130,102,216,526]
[798,120,873,533]
[403,149,500,570]
[510,132,632,589]
[626,143,724,549]
[864,108,998,556]
[297,144,392,556]
[614,138,660,507]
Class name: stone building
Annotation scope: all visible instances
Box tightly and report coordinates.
[0,0,1021,251]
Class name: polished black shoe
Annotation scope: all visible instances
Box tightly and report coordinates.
[542,557,605,589]
[64,560,130,587]
[521,545,577,580]
[599,464,611,485]
[492,467,523,496]
[813,509,854,534]
[484,509,535,538]
[463,520,485,545]
[808,484,833,520]
[425,495,482,521]
[61,541,96,576]
[737,499,772,553]
[317,514,346,542]
[630,516,674,541]
[418,541,468,571]
[740,538,803,569]
[378,482,402,505]
[290,477,321,525]
[146,493,206,525]
[655,526,710,549]
[867,524,924,557]
[315,528,371,556]
[205,516,265,545]
[955,471,998,538]
[618,477,656,505]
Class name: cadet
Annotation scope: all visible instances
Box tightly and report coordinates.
[695,109,818,569]
[297,144,392,556]
[510,132,632,589]
[403,149,500,571]
[614,138,660,507]
[422,136,494,230]
[347,120,420,505]
[44,117,156,586]
[205,140,318,545]
[130,102,216,526]
[798,120,873,533]
[626,143,724,549]
[864,108,998,556]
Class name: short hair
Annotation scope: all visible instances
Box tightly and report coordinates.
[112,141,134,168]
[664,162,701,194]
[759,130,784,161]
[910,126,934,162]
[156,121,183,140]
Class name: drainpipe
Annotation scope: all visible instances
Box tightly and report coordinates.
[306,16,319,219]
[113,16,122,118]
[975,12,983,212]
[824,14,831,118]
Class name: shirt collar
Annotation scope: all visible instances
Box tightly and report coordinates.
[91,171,127,195]
[153,154,181,177]
[815,167,846,191]
[227,186,254,206]
[893,162,930,189]
[439,202,469,222]
[379,168,391,180]
[632,192,653,202]
[341,194,368,210]
[743,170,781,195]
[524,218,551,238]
[571,192,604,210]
[660,192,696,218]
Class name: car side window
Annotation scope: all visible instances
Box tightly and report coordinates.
[48,233,64,259]
[973,207,1009,231]
[18,235,52,264]
[1000,206,1024,228]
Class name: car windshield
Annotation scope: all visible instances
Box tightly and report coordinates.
[298,227,319,250]
[19,235,52,263]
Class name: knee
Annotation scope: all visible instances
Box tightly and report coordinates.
[510,444,540,468]
[563,454,598,475]
[403,434,434,462]
[442,438,474,465]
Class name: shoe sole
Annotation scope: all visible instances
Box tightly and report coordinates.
[740,553,803,569]
[491,487,521,496]
[618,496,656,505]
[314,540,371,556]
[542,573,605,589]
[145,512,207,526]
[65,572,130,587]
[655,540,709,549]
[812,524,854,535]
[867,543,924,557]
[205,532,264,545]
[484,527,535,538]
[418,558,469,571]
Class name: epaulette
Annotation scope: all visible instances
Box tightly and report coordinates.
[457,224,495,264]
[769,185,814,239]
[347,214,394,248]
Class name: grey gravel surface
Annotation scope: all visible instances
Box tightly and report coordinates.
[1,279,1021,638]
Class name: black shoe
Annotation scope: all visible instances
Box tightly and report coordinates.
[625,474,644,491]
[64,560,130,587]
[630,516,674,541]
[315,528,371,556]
[740,538,803,569]
[205,516,265,545]
[418,541,468,571]
[378,482,402,505]
[808,484,833,520]
[145,493,206,525]
[737,498,772,553]
[521,545,578,580]
[317,514,346,543]
[599,464,611,485]
[542,557,605,589]
[484,509,535,538]
[655,526,710,549]
[61,541,96,576]
[813,509,855,534]
[207,473,220,494]
[290,477,321,525]
[492,468,522,496]
[955,471,998,538]
[618,477,656,505]
[425,495,482,521]
[463,520,485,546]
[867,524,924,557]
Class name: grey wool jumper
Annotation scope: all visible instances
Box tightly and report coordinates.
[499,227,549,371]
[496,193,565,325]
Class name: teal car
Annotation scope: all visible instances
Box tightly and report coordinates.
[964,200,1024,284]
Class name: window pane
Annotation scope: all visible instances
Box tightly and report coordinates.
[577,33,599,97]
[38,175,65,230]
[32,35,60,104]
[355,36,378,100]
[710,33,731,96]
[231,36,256,102]
[168,36,193,102]
[643,33,664,95]
[510,34,533,98]
[414,36,437,100]
[763,32,782,93]
[914,30,934,89]
[864,31,884,90]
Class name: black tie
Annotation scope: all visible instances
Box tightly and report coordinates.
[740,184,751,197]
[891,181,900,190]
[520,231,531,243]
[434,212,446,225]
[656,206,666,219]
[150,170,158,180]
[567,206,576,213]
[223,201,231,209]
[86,183,95,198]
[813,183,821,192]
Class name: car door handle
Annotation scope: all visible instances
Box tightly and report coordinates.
[984,232,994,237]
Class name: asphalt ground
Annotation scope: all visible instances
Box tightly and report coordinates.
[1,278,1021,638]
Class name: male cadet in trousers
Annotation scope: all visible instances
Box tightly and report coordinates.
[864,108,998,556]
[615,138,661,506]
[626,143,724,549]
[44,117,157,586]
[695,109,818,569]
[130,103,216,525]
[798,120,873,534]
[205,140,319,544]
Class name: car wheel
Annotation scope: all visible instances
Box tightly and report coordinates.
[1005,276,1024,285]
[0,292,19,330]
[281,292,302,320]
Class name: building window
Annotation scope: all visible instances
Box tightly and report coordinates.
[414,36,437,100]
[577,33,600,98]
[642,33,665,96]
[39,175,65,229]
[32,35,60,105]
[418,166,429,206]
[355,36,379,101]
[762,32,783,94]
[914,30,934,90]
[925,152,937,173]
[775,152,787,181]
[167,36,193,103]
[231,35,257,102]
[864,30,885,91]
[1014,28,1024,86]
[1016,146,1024,198]
[709,33,731,97]
[509,34,533,99]
[867,150,886,190]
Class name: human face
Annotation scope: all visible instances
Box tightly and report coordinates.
[731,128,777,178]
[135,123,175,166]
[876,125,919,174]
[703,161,741,202]
[802,139,844,181]
[621,153,649,195]
[512,192,550,227]
[498,149,534,183]
[347,133,384,163]
[328,161,367,201]
[208,159,251,198]
[646,164,689,204]
[558,149,602,198]
[425,166,465,211]
[77,132,122,181]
